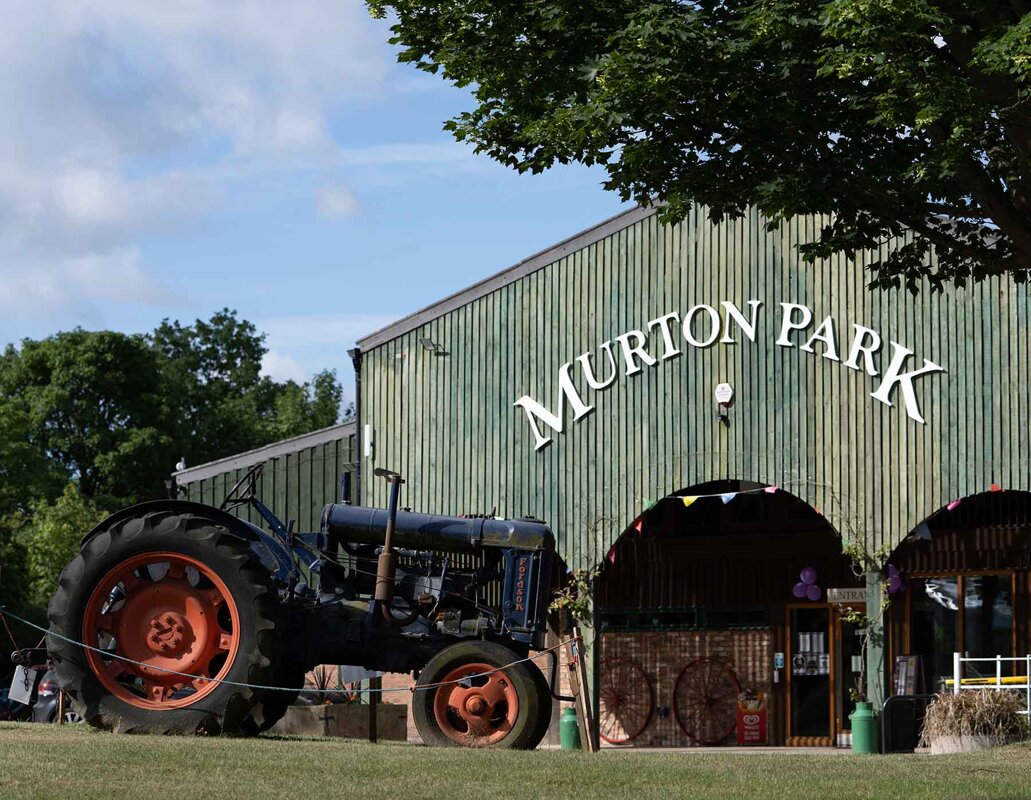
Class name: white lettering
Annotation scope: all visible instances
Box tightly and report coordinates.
[800,315,840,362]
[844,325,882,376]
[870,342,945,424]
[776,303,813,347]
[513,362,593,450]
[720,300,763,343]
[513,298,946,449]
[682,305,721,347]
[614,330,657,376]
[647,312,682,360]
[576,341,619,390]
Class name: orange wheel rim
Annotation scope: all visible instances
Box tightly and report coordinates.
[82,551,240,710]
[432,662,519,746]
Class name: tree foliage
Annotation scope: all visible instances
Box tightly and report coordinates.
[24,485,106,607]
[0,310,345,505]
[369,0,1031,289]
[0,331,170,503]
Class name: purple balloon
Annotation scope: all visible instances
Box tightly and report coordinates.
[888,575,903,594]
[792,582,807,599]
[806,584,822,601]
[800,567,818,586]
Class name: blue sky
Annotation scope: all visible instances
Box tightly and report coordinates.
[0,2,630,405]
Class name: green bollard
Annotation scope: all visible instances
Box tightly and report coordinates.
[560,706,581,750]
[849,702,879,754]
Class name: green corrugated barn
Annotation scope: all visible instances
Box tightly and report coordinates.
[352,204,1031,747]
[174,421,356,533]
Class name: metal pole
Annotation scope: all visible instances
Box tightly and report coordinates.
[953,652,961,695]
[996,655,1002,690]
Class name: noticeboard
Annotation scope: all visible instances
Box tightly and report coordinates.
[893,655,922,696]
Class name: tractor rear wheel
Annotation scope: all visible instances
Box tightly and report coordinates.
[234,662,308,735]
[412,641,545,749]
[47,511,281,735]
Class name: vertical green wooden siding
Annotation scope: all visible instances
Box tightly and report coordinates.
[359,206,1031,570]
[177,434,356,533]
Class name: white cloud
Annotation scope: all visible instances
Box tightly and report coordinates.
[0,0,389,322]
[317,185,360,218]
[0,247,184,323]
[261,349,310,384]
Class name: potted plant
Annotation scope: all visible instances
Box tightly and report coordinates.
[921,690,1028,754]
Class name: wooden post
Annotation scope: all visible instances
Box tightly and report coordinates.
[567,627,597,752]
[57,691,65,725]
[363,676,382,743]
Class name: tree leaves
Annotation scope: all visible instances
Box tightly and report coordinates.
[370,0,1031,288]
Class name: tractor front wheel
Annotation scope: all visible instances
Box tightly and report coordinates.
[47,511,281,735]
[413,641,545,749]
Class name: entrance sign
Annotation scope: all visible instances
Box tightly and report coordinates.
[828,587,867,604]
[514,300,945,451]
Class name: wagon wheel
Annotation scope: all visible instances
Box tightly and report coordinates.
[672,657,741,745]
[597,657,654,745]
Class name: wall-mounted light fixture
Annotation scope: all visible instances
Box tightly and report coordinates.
[714,382,734,425]
[418,337,446,355]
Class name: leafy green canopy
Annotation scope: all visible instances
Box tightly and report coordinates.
[369,0,1031,289]
[0,309,344,506]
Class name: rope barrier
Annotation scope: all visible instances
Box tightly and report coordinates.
[0,605,575,696]
[0,609,21,651]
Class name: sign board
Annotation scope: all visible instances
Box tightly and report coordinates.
[893,655,922,695]
[828,587,867,604]
[773,652,785,670]
[8,666,38,706]
[714,383,734,404]
[736,691,768,745]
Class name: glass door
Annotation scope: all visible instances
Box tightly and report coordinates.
[834,605,865,744]
[787,606,832,744]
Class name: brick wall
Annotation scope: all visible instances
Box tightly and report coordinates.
[600,630,772,747]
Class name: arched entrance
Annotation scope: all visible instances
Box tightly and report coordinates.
[886,490,1031,695]
[594,480,863,747]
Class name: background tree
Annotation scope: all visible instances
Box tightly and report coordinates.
[24,485,106,608]
[271,369,345,440]
[0,331,170,504]
[369,0,1031,289]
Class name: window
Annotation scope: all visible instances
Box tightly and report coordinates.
[907,573,1014,691]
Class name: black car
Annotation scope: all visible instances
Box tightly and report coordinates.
[31,670,85,724]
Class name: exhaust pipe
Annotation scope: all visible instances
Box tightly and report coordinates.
[372,468,404,610]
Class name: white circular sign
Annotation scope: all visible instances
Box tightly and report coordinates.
[714,383,734,404]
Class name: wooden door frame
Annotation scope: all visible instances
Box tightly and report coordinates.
[785,603,835,747]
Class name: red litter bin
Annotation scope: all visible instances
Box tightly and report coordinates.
[736,690,768,745]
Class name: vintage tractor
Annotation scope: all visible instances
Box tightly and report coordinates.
[46,467,562,747]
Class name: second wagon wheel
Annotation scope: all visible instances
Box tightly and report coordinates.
[672,656,741,745]
[597,657,654,744]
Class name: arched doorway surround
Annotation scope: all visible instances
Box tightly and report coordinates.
[593,480,863,747]
[886,490,1031,695]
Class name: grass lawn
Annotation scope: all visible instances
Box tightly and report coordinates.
[1,722,1028,800]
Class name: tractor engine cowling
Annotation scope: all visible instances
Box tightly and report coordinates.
[320,504,554,553]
